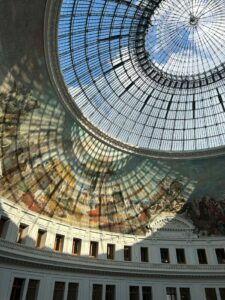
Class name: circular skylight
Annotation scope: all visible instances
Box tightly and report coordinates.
[145,0,225,81]
[46,0,225,158]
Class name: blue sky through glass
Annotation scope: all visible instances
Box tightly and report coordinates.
[55,0,225,155]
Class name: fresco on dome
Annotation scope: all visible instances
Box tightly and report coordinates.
[2,83,225,235]
[0,84,196,235]
[186,197,225,236]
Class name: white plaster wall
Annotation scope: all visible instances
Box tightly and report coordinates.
[1,197,225,300]
[1,198,225,265]
[1,265,225,300]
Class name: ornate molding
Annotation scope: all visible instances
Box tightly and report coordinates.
[150,215,194,232]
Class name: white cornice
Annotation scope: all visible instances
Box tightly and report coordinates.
[0,239,225,279]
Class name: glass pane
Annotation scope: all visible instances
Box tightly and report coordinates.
[215,249,225,264]
[130,286,139,300]
[142,286,152,300]
[205,288,217,300]
[73,239,81,255]
[92,284,102,300]
[26,280,39,300]
[124,246,131,261]
[90,242,98,257]
[166,287,177,300]
[0,217,8,238]
[219,288,225,300]
[17,224,28,244]
[141,248,148,262]
[67,283,79,300]
[106,285,115,300]
[54,235,64,252]
[180,288,191,300]
[53,282,65,300]
[36,230,45,248]
[176,249,186,264]
[107,244,115,260]
[161,249,170,263]
[10,278,25,300]
[197,249,207,264]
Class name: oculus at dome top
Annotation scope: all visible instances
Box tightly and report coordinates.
[46,0,225,158]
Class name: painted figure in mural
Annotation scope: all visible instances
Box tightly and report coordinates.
[0,85,39,180]
[147,179,186,217]
[0,85,204,236]
[0,86,40,194]
[187,197,225,235]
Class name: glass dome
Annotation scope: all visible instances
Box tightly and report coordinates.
[46,0,225,158]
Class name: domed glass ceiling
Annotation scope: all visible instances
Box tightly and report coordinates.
[48,0,225,157]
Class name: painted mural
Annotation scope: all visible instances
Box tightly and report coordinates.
[1,82,225,235]
[187,197,225,236]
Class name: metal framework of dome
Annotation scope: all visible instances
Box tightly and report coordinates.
[46,0,225,158]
